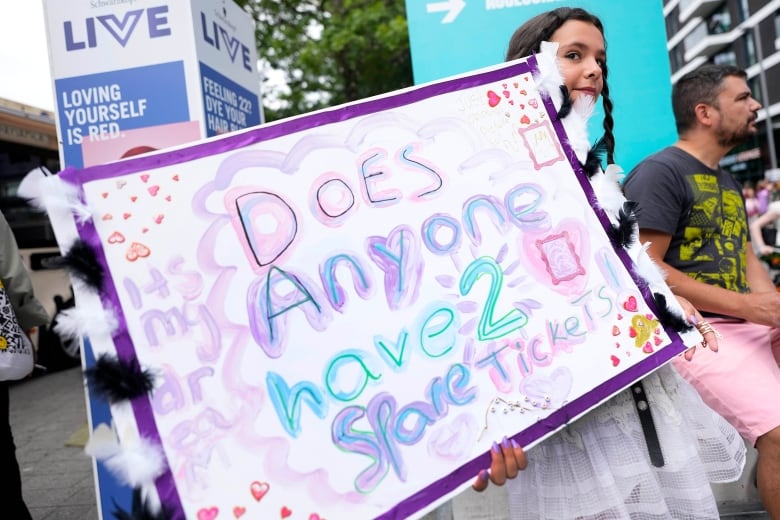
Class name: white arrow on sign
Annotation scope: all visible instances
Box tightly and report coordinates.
[426,0,466,24]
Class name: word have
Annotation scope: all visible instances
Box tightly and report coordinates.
[200,12,252,71]
[266,303,460,438]
[64,6,171,50]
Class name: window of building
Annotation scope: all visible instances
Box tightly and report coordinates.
[748,76,763,106]
[684,21,708,52]
[742,32,758,66]
[670,45,685,72]
[708,8,732,34]
[713,49,737,66]
[775,10,780,49]
[737,0,750,22]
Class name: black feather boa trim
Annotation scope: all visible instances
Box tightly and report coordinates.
[607,201,639,249]
[582,136,608,179]
[52,239,105,292]
[556,85,572,121]
[112,487,170,520]
[85,354,156,404]
[652,293,694,333]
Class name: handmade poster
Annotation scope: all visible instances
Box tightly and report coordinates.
[42,53,691,519]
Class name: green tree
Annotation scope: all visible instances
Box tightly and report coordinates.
[235,0,413,122]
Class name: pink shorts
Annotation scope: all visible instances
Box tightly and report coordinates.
[672,318,780,445]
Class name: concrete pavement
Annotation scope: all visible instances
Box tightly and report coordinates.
[8,366,98,520]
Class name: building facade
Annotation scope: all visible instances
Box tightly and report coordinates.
[664,0,780,185]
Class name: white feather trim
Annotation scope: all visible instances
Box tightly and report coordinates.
[54,305,119,341]
[85,422,166,488]
[18,169,92,223]
[562,97,595,164]
[534,41,564,112]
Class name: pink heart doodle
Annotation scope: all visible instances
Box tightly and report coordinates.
[487,90,501,107]
[107,231,125,244]
[148,185,160,196]
[197,507,218,520]
[125,242,151,262]
[623,296,638,312]
[250,481,269,501]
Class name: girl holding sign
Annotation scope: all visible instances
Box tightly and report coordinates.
[471,7,745,519]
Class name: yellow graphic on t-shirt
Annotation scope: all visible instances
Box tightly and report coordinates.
[679,173,748,293]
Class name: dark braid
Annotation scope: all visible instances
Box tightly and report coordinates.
[505,7,615,164]
[600,62,616,165]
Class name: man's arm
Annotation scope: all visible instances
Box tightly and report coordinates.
[640,229,780,327]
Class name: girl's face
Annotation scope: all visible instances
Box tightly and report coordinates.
[550,20,606,102]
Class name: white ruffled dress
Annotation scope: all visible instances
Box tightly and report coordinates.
[504,44,746,519]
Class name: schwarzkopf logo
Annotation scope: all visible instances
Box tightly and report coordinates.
[89,0,139,8]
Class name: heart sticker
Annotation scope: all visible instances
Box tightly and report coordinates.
[487,90,501,107]
[125,242,151,262]
[107,231,125,244]
[197,507,218,520]
[281,507,292,519]
[250,481,269,501]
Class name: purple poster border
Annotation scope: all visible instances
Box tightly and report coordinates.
[60,54,686,519]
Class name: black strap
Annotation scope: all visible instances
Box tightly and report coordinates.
[630,381,665,467]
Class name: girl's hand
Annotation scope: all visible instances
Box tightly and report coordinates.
[472,437,527,491]
[674,295,719,361]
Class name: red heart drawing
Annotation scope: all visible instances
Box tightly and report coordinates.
[101,213,112,220]
[141,174,150,183]
[101,192,109,198]
[165,195,172,201]
[628,327,637,338]
[148,185,160,196]
[250,481,269,501]
[487,90,501,107]
[154,214,164,224]
[197,507,218,520]
[308,515,322,520]
[233,506,246,518]
[611,325,620,336]
[107,231,125,244]
[130,196,138,202]
[172,174,179,181]
[123,212,132,220]
[653,336,663,346]
[623,296,638,312]
[642,342,654,353]
[617,313,623,320]
[281,507,292,519]
[520,114,530,124]
[125,242,151,262]
[142,227,149,234]
[610,355,620,367]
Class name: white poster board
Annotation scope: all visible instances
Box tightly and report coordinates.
[44,55,688,519]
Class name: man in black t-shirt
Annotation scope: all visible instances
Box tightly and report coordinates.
[624,64,780,516]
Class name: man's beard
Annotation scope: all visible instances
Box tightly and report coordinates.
[716,119,757,148]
